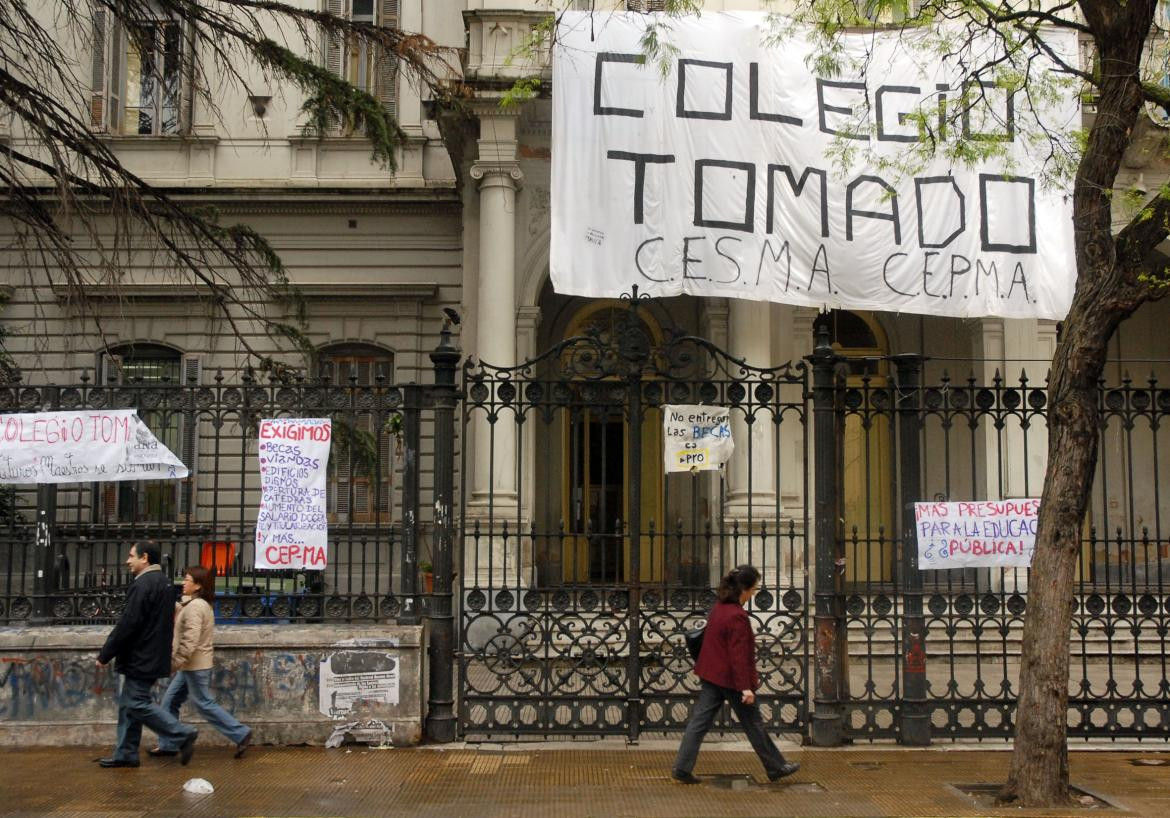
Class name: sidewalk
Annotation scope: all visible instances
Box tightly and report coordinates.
[2,741,1168,817]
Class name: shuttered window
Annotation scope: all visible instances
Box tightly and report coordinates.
[320,345,395,524]
[90,6,186,135]
[98,344,200,523]
[323,0,399,133]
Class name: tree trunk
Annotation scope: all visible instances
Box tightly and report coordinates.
[1000,306,1110,806]
[1001,1,1156,803]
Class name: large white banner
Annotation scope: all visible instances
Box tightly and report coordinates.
[255,418,330,570]
[0,409,187,484]
[551,13,1079,319]
[916,499,1039,569]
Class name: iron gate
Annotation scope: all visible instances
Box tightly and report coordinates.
[454,294,1170,744]
[457,293,810,740]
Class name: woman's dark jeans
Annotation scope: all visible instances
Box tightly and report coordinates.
[672,679,788,777]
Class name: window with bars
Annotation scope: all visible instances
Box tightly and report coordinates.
[323,0,399,131]
[90,6,188,135]
[319,344,395,524]
[98,344,201,523]
[626,0,668,11]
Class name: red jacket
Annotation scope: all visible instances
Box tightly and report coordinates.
[694,600,759,691]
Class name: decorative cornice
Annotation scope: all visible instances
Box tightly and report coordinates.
[9,187,461,216]
[51,282,439,303]
[212,199,461,217]
[51,284,210,303]
[96,133,221,150]
[467,99,526,118]
[293,284,438,301]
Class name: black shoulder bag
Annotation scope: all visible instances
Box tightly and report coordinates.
[684,622,706,661]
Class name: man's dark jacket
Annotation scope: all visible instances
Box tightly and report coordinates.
[98,566,175,680]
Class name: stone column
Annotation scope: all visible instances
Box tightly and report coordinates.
[968,317,1045,593]
[466,106,526,589]
[723,299,779,584]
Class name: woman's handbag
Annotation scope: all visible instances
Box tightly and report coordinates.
[684,623,706,661]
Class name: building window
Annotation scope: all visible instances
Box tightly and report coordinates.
[90,6,187,135]
[319,344,395,524]
[323,0,399,128]
[626,1,667,11]
[99,344,200,524]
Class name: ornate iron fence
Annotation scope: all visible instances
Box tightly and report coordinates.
[0,369,437,626]
[818,341,1170,743]
[3,301,1168,746]
[455,297,1170,744]
[457,293,810,741]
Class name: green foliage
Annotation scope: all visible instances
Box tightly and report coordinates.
[252,39,403,171]
[501,75,544,108]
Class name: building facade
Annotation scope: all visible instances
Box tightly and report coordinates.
[2,0,1169,744]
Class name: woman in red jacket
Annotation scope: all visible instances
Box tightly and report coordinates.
[672,564,800,784]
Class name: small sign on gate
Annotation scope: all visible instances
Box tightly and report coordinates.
[663,405,733,472]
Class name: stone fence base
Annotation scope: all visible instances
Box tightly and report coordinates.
[0,624,425,748]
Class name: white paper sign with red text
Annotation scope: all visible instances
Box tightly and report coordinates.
[255,418,331,570]
[0,409,187,484]
[915,499,1039,569]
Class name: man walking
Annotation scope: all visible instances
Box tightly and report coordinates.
[97,541,198,768]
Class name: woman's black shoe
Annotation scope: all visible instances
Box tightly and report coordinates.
[767,761,800,782]
[671,770,701,784]
[147,748,178,757]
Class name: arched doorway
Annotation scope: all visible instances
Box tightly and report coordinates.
[556,301,665,584]
[814,310,895,585]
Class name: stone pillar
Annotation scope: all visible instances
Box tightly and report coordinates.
[968,317,1045,593]
[723,300,779,583]
[466,106,526,589]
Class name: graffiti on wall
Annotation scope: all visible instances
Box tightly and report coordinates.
[1,650,323,720]
[0,656,118,719]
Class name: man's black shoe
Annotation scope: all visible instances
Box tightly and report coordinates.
[234,730,253,759]
[98,757,140,768]
[767,761,800,782]
[671,770,701,784]
[179,731,198,766]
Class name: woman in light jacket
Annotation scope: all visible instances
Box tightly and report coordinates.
[150,565,253,759]
[672,564,799,784]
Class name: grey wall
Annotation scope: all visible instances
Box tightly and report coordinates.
[0,624,425,747]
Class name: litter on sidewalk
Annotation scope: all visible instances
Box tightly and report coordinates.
[324,719,394,749]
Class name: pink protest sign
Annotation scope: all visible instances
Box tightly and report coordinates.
[255,418,331,570]
[915,499,1039,569]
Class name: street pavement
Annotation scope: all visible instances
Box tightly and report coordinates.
[2,741,1168,817]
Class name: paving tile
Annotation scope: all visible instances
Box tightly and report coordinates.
[0,746,1165,817]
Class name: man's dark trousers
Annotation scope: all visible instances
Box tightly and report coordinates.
[112,675,196,764]
[100,563,196,764]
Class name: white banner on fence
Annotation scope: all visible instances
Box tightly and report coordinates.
[255,418,331,570]
[551,12,1078,319]
[915,499,1039,569]
[0,409,187,484]
[663,404,733,472]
